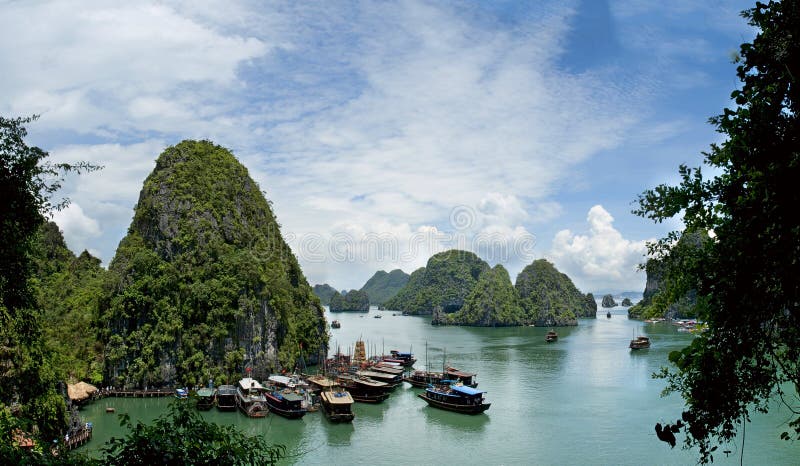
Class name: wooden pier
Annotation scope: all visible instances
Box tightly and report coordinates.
[92,388,175,399]
[64,427,92,450]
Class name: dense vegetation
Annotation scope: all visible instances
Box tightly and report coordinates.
[633,1,800,460]
[359,269,409,305]
[312,284,337,305]
[515,259,596,326]
[99,140,327,388]
[329,289,369,312]
[384,250,489,314]
[433,265,524,326]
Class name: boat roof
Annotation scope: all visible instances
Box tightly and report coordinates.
[451,384,485,396]
[197,388,214,396]
[390,351,413,357]
[357,370,397,379]
[446,368,476,377]
[272,391,304,401]
[268,375,295,387]
[218,385,237,394]
[322,390,353,404]
[238,378,264,390]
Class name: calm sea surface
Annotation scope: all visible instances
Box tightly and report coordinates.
[79,307,797,465]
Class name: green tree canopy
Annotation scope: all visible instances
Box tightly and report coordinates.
[634,1,800,461]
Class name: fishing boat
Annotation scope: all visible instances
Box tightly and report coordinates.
[629,335,651,350]
[175,388,189,399]
[320,388,355,423]
[216,384,237,411]
[265,388,307,419]
[373,314,382,319]
[403,367,479,388]
[545,330,558,342]
[418,383,491,414]
[607,311,612,318]
[355,369,402,389]
[236,378,268,418]
[380,349,416,367]
[335,374,391,403]
[305,374,337,392]
[196,387,215,410]
[331,320,341,328]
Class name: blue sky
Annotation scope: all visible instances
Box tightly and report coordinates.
[0,0,754,293]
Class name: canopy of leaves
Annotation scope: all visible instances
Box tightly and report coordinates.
[634,1,800,461]
[515,259,595,326]
[435,265,525,326]
[312,284,337,306]
[99,140,327,388]
[329,289,369,312]
[359,269,410,305]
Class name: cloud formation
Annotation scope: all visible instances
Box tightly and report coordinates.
[547,205,651,292]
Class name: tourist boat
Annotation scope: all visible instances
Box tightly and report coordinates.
[305,374,337,392]
[196,387,215,410]
[403,367,479,388]
[355,369,402,389]
[331,320,341,328]
[174,388,189,399]
[629,336,651,350]
[607,311,612,318]
[236,378,268,417]
[320,388,355,423]
[265,388,307,419]
[380,350,416,367]
[216,384,237,411]
[335,374,391,403]
[545,330,558,342]
[374,314,382,319]
[418,383,491,414]
[368,362,405,376]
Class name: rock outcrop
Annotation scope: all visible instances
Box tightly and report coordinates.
[515,259,594,326]
[313,284,338,305]
[601,294,617,308]
[100,140,327,387]
[432,265,524,326]
[359,269,409,305]
[329,289,370,312]
[621,297,633,307]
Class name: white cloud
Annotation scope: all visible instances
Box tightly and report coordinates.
[547,205,651,292]
[51,203,101,254]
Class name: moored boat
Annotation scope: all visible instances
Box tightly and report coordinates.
[175,387,189,399]
[196,387,215,410]
[335,374,391,403]
[545,330,558,342]
[320,388,355,423]
[265,389,307,419]
[629,336,651,350]
[418,383,490,414]
[380,350,416,367]
[216,384,237,411]
[403,367,479,388]
[331,320,341,328]
[236,378,268,417]
[355,369,402,389]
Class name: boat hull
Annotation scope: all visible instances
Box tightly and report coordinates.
[320,401,354,423]
[418,393,490,414]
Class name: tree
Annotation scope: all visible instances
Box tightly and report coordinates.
[1,115,99,443]
[634,1,800,462]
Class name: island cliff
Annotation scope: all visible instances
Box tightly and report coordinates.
[360,269,410,305]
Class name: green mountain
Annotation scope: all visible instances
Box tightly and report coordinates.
[433,265,525,326]
[359,269,409,305]
[329,289,369,312]
[515,259,596,326]
[33,222,107,384]
[313,283,338,305]
[384,250,490,315]
[99,140,327,387]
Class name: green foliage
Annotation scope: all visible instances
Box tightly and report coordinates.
[436,265,525,326]
[384,250,490,314]
[328,289,369,312]
[99,140,327,387]
[359,269,410,305]
[515,259,594,326]
[312,284,337,305]
[633,1,800,461]
[101,401,285,466]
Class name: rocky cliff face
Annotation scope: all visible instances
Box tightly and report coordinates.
[329,289,370,312]
[432,265,524,326]
[313,284,337,305]
[515,259,593,326]
[601,294,617,308]
[360,269,409,305]
[384,250,489,314]
[100,140,327,387]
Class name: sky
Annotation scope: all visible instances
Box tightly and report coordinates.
[0,0,755,293]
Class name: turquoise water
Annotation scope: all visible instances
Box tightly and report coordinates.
[79,308,797,465]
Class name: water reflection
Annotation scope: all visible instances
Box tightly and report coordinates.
[421,405,490,433]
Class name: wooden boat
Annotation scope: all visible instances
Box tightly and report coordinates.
[355,369,402,389]
[418,383,490,414]
[629,336,651,350]
[607,311,612,318]
[105,407,115,413]
[380,350,416,367]
[265,389,307,419]
[216,384,237,411]
[331,320,341,328]
[305,374,337,392]
[236,378,268,417]
[545,330,558,342]
[196,387,215,410]
[335,374,391,403]
[369,363,405,376]
[175,387,189,399]
[403,367,478,388]
[320,388,355,423]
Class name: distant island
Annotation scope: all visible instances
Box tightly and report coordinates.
[313,283,338,305]
[621,297,633,306]
[385,250,595,327]
[329,289,370,312]
[601,294,617,308]
[359,269,410,305]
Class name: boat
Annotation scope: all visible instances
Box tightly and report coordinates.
[236,378,268,417]
[305,374,337,392]
[418,383,491,414]
[331,320,341,328]
[320,388,355,423]
[381,350,416,367]
[607,311,612,318]
[265,388,307,419]
[175,387,189,399]
[374,314,382,319]
[105,407,115,413]
[403,367,478,388]
[629,336,651,350]
[545,330,558,342]
[355,369,402,389]
[335,374,391,403]
[196,387,215,410]
[216,384,237,411]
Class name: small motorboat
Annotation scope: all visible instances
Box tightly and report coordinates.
[629,336,651,350]
[607,311,611,318]
[105,407,115,413]
[545,330,558,342]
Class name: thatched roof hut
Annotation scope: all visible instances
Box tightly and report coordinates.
[67,381,98,402]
